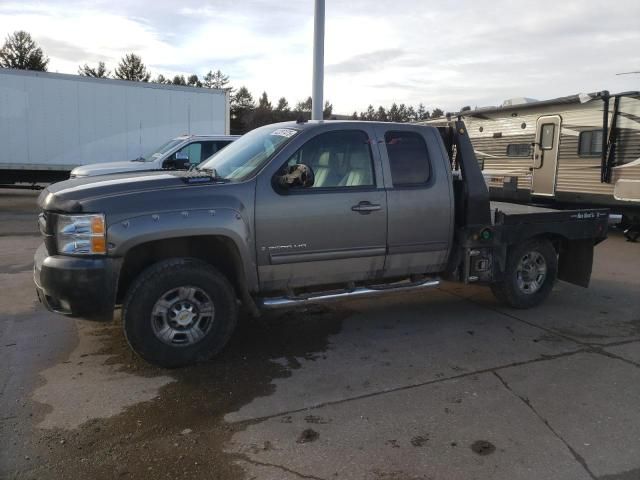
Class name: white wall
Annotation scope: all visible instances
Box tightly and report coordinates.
[0,70,228,171]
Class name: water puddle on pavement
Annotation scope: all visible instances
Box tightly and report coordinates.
[23,306,345,480]
[32,321,175,430]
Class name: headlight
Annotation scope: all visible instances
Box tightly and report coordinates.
[56,214,107,255]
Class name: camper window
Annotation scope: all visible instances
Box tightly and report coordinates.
[578,130,603,156]
[506,144,532,157]
[540,124,555,150]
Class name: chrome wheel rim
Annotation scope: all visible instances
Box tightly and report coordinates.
[516,251,547,294]
[151,286,215,346]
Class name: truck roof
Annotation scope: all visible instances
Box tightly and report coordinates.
[272,120,432,131]
[173,134,239,140]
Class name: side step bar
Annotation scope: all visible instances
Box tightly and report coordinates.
[259,278,440,309]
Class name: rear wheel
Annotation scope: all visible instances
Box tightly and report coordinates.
[490,238,557,309]
[122,258,238,368]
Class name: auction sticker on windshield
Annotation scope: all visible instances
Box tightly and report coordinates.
[271,128,297,138]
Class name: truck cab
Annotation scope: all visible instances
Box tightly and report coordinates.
[34,120,608,367]
[69,134,238,178]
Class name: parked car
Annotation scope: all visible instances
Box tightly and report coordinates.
[70,135,238,178]
[34,120,608,367]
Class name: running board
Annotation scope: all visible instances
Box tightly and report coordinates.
[259,278,440,309]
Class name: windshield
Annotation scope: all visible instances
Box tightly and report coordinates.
[198,125,299,180]
[137,138,185,162]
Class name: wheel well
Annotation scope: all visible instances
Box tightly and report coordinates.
[116,236,246,304]
[537,233,567,255]
[513,233,567,255]
[526,233,594,288]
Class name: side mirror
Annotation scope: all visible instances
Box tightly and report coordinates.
[172,151,190,170]
[277,163,315,189]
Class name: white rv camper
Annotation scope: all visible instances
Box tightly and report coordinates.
[425,91,640,236]
[0,68,230,186]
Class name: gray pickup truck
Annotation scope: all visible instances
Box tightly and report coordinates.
[34,120,609,367]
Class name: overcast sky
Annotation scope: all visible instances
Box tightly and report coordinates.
[1,0,639,113]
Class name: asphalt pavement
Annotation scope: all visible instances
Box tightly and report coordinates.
[1,189,639,480]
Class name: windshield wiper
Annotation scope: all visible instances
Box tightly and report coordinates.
[196,167,230,183]
[131,156,146,162]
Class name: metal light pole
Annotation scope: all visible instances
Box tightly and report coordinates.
[312,0,325,120]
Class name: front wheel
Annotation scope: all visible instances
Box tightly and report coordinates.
[122,258,238,368]
[490,238,558,309]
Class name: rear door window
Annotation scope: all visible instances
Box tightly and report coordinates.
[385,131,431,186]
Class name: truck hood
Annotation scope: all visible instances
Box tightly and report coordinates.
[38,170,220,214]
[71,160,157,177]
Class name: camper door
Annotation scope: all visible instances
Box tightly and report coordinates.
[531,115,561,196]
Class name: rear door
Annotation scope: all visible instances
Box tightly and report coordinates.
[254,126,387,291]
[375,125,453,277]
[531,115,561,196]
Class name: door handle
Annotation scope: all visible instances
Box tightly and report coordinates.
[351,201,381,214]
[531,152,543,170]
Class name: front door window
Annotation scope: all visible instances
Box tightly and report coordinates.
[282,130,375,189]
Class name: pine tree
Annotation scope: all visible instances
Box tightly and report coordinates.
[416,103,429,120]
[376,106,388,122]
[323,101,333,119]
[258,92,272,110]
[172,75,186,86]
[232,86,255,110]
[351,111,359,120]
[295,96,313,113]
[398,104,408,122]
[187,74,201,87]
[78,61,109,78]
[388,103,401,122]
[431,108,444,119]
[406,106,417,122]
[153,74,169,84]
[230,86,256,134]
[364,105,376,121]
[275,97,289,112]
[0,31,49,71]
[114,53,150,82]
[203,69,231,91]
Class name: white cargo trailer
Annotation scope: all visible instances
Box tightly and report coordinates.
[0,68,230,186]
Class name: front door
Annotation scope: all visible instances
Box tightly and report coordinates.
[254,127,387,292]
[531,115,561,196]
